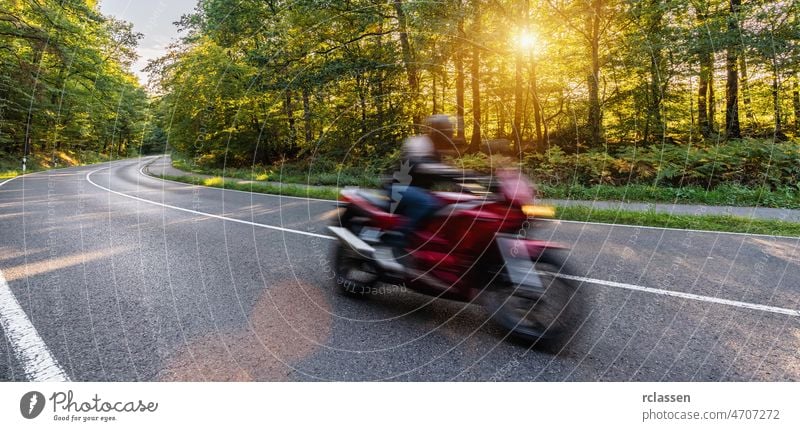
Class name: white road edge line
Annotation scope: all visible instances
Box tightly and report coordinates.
[95,163,800,318]
[0,269,70,381]
[0,175,25,187]
[86,166,334,240]
[0,161,131,382]
[553,218,800,240]
[552,272,800,317]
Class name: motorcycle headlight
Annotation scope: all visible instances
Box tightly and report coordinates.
[521,204,555,218]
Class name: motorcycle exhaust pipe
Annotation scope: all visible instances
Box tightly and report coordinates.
[328,226,376,257]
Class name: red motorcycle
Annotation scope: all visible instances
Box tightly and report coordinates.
[328,169,583,344]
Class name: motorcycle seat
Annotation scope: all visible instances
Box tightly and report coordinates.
[356,190,392,212]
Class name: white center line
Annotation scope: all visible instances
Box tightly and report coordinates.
[0,269,70,381]
[552,272,800,317]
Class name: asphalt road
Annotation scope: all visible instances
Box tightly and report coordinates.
[0,157,798,381]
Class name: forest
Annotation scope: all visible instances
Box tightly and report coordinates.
[2,0,800,192]
[0,0,149,172]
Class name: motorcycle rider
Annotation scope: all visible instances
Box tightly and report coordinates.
[376,115,463,270]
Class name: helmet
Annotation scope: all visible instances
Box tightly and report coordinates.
[424,115,454,147]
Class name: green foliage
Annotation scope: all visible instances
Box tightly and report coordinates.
[501,139,800,191]
[172,154,383,188]
[147,0,800,203]
[444,138,800,208]
[0,0,149,161]
[612,139,800,189]
[447,153,519,173]
[158,174,340,201]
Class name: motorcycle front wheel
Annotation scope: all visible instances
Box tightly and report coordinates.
[485,251,583,348]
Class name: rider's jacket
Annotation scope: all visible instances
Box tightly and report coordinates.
[400,135,459,188]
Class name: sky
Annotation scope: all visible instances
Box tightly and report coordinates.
[98,0,198,84]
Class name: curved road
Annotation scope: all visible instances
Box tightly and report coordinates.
[0,157,798,381]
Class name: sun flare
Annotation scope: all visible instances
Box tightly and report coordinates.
[516,31,538,50]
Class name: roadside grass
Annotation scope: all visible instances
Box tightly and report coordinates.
[557,205,800,237]
[171,157,799,209]
[172,157,383,188]
[156,172,800,237]
[538,183,800,209]
[0,158,35,179]
[160,174,341,201]
[0,169,19,180]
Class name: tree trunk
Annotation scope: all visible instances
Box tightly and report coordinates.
[690,76,695,131]
[513,1,528,146]
[696,6,710,137]
[284,89,296,154]
[23,107,34,160]
[772,73,782,136]
[696,4,716,135]
[646,1,664,142]
[739,56,756,128]
[455,17,466,141]
[356,72,367,135]
[393,0,420,130]
[469,10,482,153]
[586,0,602,147]
[375,24,385,127]
[698,59,709,137]
[530,59,543,145]
[498,100,506,137]
[469,47,482,152]
[708,59,716,133]
[432,69,438,114]
[725,0,741,139]
[440,60,447,116]
[303,87,312,144]
[793,73,800,133]
[483,97,490,139]
[23,46,44,162]
[513,51,524,146]
[50,66,67,157]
